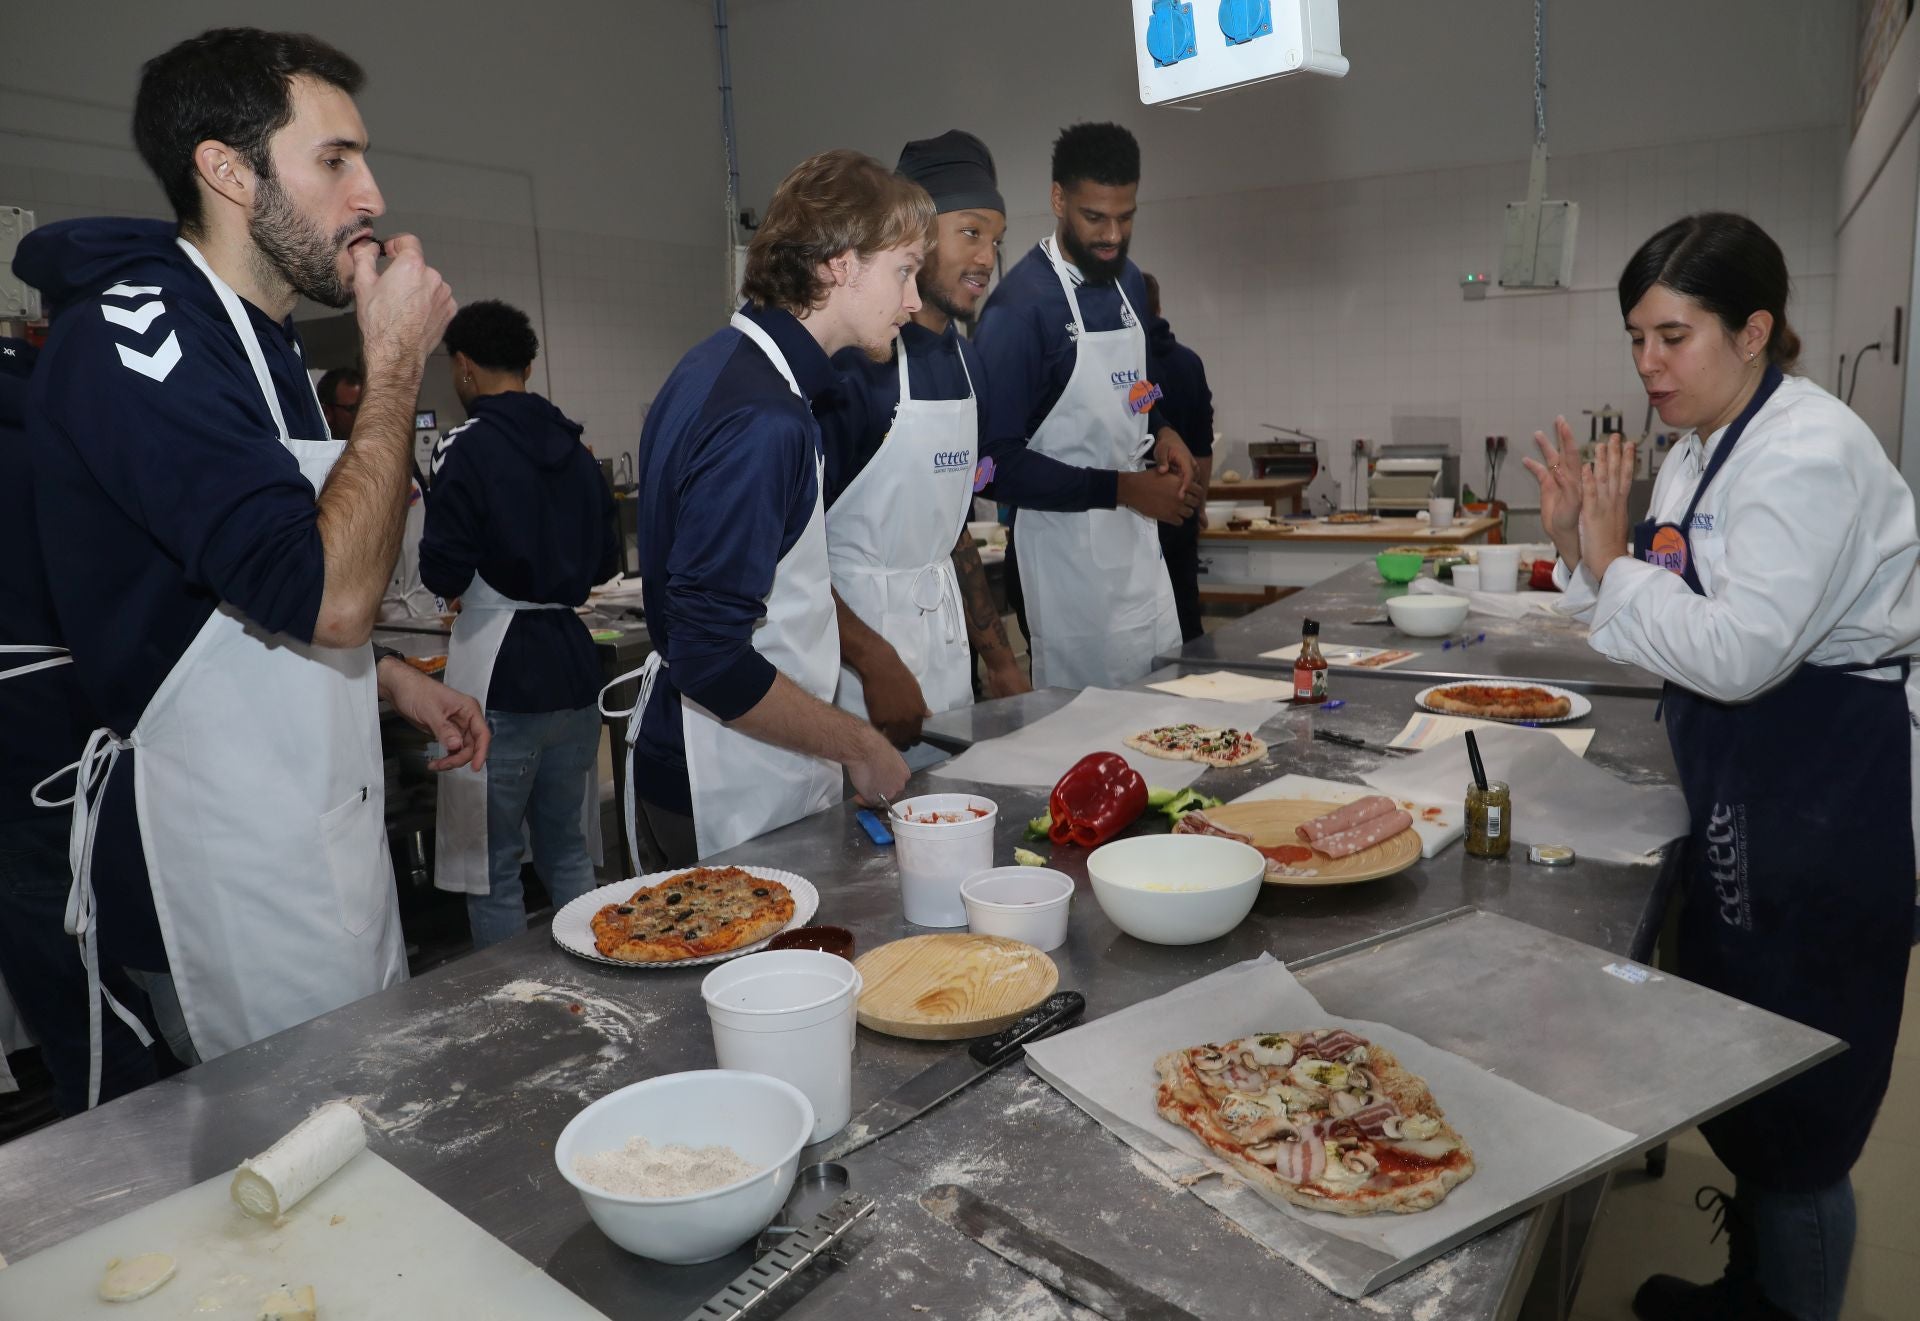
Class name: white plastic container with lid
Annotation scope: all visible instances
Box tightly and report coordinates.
[891,794,998,927]
[959,866,1075,952]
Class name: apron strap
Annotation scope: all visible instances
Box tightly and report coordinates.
[31,728,157,1108]
[0,644,74,681]
[1040,237,1089,337]
[598,651,664,727]
[896,336,914,403]
[176,238,291,443]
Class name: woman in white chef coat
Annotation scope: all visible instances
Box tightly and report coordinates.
[1529,212,1920,1321]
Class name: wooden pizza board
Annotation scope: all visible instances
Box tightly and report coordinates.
[1205,799,1421,887]
[853,934,1058,1040]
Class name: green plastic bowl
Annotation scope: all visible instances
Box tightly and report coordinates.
[1375,552,1423,583]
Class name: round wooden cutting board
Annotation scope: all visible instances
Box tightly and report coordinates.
[853,934,1059,1040]
[1204,799,1421,887]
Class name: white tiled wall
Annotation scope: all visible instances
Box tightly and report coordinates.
[0,164,720,475]
[1003,125,1844,509]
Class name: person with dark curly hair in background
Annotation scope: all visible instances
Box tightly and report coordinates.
[972,122,1199,689]
[611,150,920,869]
[419,300,620,947]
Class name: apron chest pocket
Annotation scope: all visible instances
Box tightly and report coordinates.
[319,787,387,937]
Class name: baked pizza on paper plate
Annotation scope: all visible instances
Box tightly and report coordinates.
[1414,681,1591,724]
[1155,1027,1474,1216]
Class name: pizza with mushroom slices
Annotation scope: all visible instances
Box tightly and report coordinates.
[1123,724,1212,760]
[1154,1028,1475,1215]
[1189,728,1266,768]
[589,866,795,963]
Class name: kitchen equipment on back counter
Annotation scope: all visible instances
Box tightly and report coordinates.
[1252,429,1340,512]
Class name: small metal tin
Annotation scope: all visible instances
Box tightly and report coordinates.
[1529,844,1576,867]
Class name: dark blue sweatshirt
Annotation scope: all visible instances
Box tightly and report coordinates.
[631,303,833,816]
[0,338,98,825]
[820,319,1107,512]
[419,391,619,713]
[972,242,1175,509]
[14,217,335,969]
[1147,316,1213,460]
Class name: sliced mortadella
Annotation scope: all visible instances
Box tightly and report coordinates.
[1295,795,1398,844]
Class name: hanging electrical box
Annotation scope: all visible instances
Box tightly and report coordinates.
[1132,0,1347,106]
[0,208,40,320]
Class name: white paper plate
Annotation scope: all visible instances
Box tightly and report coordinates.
[1413,681,1593,725]
[551,866,819,969]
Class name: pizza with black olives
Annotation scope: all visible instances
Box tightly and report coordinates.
[589,866,796,963]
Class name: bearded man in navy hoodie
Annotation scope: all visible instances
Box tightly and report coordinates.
[12,28,490,1086]
[420,301,620,947]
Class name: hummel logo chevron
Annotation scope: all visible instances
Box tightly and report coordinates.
[102,283,162,299]
[115,330,182,382]
[101,300,166,334]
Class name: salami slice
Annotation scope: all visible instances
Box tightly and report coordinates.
[1314,809,1413,858]
[1173,811,1253,843]
[1295,795,1398,844]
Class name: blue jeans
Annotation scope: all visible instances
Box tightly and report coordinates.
[469,706,603,949]
[0,811,158,1114]
[1743,1177,1856,1321]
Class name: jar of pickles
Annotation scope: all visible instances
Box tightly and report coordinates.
[1465,780,1512,858]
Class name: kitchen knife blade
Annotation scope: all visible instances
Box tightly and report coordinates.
[921,1184,1202,1321]
[804,990,1084,1165]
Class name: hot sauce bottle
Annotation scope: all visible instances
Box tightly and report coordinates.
[1293,618,1329,704]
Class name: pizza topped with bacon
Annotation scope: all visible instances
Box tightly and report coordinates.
[1155,1028,1474,1216]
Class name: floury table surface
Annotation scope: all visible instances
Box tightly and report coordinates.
[0,668,1685,1321]
[1165,561,1666,696]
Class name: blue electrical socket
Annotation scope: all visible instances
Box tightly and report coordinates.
[1218,0,1272,46]
[1147,0,1197,67]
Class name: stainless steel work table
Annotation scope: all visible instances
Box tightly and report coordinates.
[0,655,1695,1321]
[1162,562,1666,696]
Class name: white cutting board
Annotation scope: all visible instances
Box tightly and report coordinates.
[0,1150,606,1320]
[1231,773,1464,858]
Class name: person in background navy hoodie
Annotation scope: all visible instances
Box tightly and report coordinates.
[1144,273,1215,642]
[420,300,619,947]
[12,28,488,1097]
[0,337,161,1114]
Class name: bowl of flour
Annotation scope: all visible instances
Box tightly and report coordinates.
[555,1069,814,1263]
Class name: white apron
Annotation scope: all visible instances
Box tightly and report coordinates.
[827,338,977,721]
[602,312,842,868]
[379,478,443,620]
[47,239,406,1098]
[1015,239,1180,689]
[432,575,603,896]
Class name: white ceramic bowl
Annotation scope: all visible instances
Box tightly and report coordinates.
[1234,502,1269,520]
[1086,835,1265,945]
[555,1070,813,1264]
[1385,594,1471,637]
[960,866,1075,952]
[1204,500,1238,525]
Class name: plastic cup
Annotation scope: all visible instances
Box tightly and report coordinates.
[1428,497,1456,529]
[701,950,862,1142]
[1450,564,1482,591]
[891,794,998,927]
[1476,545,1521,594]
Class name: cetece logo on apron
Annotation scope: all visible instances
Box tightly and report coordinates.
[932,449,973,473]
[1705,801,1753,931]
[1109,368,1163,417]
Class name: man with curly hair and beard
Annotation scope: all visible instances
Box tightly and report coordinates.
[973,122,1198,689]
[11,27,488,1094]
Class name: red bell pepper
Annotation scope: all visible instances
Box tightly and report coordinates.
[1048,752,1148,848]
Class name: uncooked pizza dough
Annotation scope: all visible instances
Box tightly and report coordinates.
[257,1283,318,1320]
[98,1252,176,1302]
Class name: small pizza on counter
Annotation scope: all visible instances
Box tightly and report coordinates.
[1423,684,1572,721]
[590,866,794,963]
[1124,726,1267,767]
[1155,1028,1475,1216]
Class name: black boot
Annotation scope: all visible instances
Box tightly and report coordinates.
[1631,1187,1796,1320]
